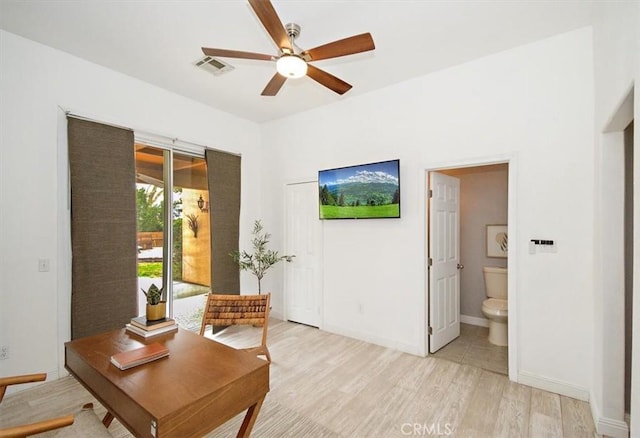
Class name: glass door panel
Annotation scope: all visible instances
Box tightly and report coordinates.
[135,145,210,329]
[135,144,166,317]
[172,153,211,330]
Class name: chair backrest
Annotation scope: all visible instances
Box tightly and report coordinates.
[199,293,270,333]
[199,293,271,362]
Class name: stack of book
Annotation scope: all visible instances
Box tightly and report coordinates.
[125,316,178,338]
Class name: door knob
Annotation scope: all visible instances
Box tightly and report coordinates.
[457,263,464,270]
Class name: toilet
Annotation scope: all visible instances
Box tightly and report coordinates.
[481,266,508,346]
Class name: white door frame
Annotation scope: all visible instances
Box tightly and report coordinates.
[425,153,518,381]
[596,86,634,436]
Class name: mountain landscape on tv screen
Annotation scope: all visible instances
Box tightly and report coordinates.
[319,163,400,219]
[322,182,398,207]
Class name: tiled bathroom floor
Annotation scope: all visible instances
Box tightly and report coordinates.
[431,322,508,375]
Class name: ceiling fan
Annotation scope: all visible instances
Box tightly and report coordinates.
[201,0,375,96]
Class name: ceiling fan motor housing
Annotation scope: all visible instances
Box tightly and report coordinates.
[285,23,301,40]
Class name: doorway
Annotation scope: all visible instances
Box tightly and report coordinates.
[427,159,514,378]
[599,87,634,435]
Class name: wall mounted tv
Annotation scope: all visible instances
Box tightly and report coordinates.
[318,159,400,220]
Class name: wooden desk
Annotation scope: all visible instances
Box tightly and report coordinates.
[65,328,269,437]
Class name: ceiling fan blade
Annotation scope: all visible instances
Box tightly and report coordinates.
[261,73,287,96]
[306,64,352,95]
[302,33,375,62]
[248,0,292,52]
[201,47,273,61]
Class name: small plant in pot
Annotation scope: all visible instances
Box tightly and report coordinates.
[230,220,295,295]
[142,283,166,321]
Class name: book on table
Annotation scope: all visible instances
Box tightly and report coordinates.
[110,342,169,370]
[130,316,176,331]
[125,323,178,338]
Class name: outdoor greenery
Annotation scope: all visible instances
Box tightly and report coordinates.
[230,220,295,294]
[136,185,183,281]
[138,262,162,278]
[136,186,164,232]
[172,216,183,280]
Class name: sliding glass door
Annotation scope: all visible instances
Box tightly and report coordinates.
[135,143,210,329]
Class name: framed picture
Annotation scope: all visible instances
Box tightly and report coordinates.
[486,225,508,258]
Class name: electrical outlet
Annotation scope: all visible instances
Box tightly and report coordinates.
[0,345,9,360]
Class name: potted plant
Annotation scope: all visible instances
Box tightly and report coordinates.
[230,220,295,294]
[142,283,166,321]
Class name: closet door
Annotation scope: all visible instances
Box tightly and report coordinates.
[285,181,322,327]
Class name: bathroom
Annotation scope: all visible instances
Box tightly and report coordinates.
[432,163,509,375]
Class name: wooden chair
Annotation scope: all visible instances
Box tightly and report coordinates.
[0,374,112,438]
[0,373,74,437]
[199,293,272,363]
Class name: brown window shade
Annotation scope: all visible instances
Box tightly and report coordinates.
[205,150,241,295]
[67,117,137,339]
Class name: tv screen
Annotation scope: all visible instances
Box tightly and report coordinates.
[318,159,400,220]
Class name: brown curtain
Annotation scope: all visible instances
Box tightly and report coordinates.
[206,149,241,294]
[68,117,137,339]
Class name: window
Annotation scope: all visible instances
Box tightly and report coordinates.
[135,143,211,329]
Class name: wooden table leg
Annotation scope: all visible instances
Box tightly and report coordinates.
[236,396,265,438]
[102,412,114,428]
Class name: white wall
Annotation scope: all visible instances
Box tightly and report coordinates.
[0,31,262,381]
[591,1,639,436]
[261,27,595,394]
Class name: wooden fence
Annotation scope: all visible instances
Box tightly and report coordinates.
[137,232,163,249]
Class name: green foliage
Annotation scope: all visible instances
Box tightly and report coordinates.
[172,217,183,281]
[319,185,337,206]
[319,182,398,208]
[392,187,400,204]
[141,283,165,305]
[138,262,163,278]
[319,204,400,219]
[230,220,295,294]
[136,186,164,232]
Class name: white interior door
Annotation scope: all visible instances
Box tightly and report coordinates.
[428,172,461,353]
[284,182,322,327]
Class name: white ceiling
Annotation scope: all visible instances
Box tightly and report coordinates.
[0,1,598,123]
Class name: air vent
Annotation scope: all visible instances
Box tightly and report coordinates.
[194,56,234,76]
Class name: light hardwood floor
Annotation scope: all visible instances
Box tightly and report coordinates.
[431,323,509,375]
[0,319,598,437]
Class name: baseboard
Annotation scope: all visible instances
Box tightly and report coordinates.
[597,417,629,437]
[323,323,425,357]
[518,370,590,401]
[589,394,630,438]
[270,309,284,320]
[460,314,489,327]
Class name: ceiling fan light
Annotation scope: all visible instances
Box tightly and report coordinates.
[276,55,307,79]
